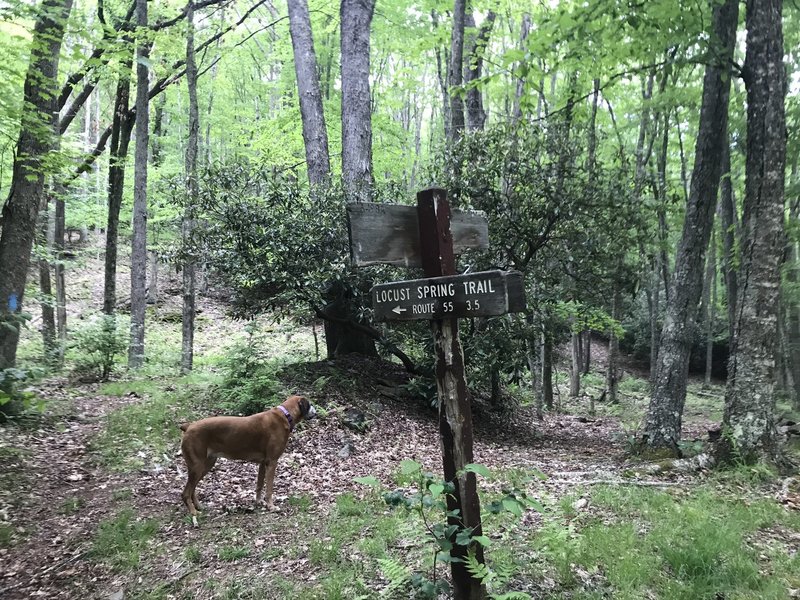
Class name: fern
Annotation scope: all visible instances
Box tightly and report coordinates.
[378,556,412,598]
[464,548,493,584]
[491,592,533,600]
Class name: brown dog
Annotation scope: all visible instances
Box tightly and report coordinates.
[178,395,316,526]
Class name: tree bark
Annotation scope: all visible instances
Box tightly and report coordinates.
[103,55,134,316]
[464,10,495,132]
[182,0,199,375]
[704,229,717,387]
[38,197,56,363]
[54,184,66,364]
[570,331,581,398]
[288,0,330,187]
[541,329,554,411]
[719,139,738,344]
[448,0,467,145]
[720,0,786,464]
[340,0,375,203]
[128,0,149,369]
[642,0,738,454]
[511,14,531,124]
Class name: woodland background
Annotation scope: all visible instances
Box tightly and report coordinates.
[0,0,799,597]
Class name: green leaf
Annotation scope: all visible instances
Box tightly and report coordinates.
[400,459,422,475]
[428,483,444,497]
[463,463,492,478]
[353,476,380,487]
[472,535,492,547]
[502,498,523,517]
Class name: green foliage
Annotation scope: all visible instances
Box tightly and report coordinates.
[69,315,127,382]
[377,556,412,598]
[0,365,45,420]
[537,485,800,599]
[217,322,283,415]
[91,509,159,571]
[356,460,543,598]
[90,385,190,472]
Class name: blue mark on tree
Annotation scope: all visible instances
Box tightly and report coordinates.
[8,294,18,311]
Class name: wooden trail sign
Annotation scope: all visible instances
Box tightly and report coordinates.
[347,188,527,600]
[346,202,488,267]
[372,270,525,322]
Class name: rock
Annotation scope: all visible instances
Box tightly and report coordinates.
[341,408,368,432]
[337,442,354,459]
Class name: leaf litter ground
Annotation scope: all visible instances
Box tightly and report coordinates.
[1,270,797,598]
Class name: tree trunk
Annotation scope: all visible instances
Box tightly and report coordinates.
[447,0,466,145]
[182,0,199,375]
[128,0,149,369]
[103,56,134,316]
[570,331,581,397]
[38,197,56,363]
[511,14,531,123]
[54,185,66,364]
[0,0,74,371]
[541,329,553,411]
[340,0,375,203]
[607,281,621,403]
[643,0,738,454]
[288,0,331,187]
[147,250,158,305]
[704,229,717,387]
[464,10,495,132]
[720,0,786,464]
[719,139,738,344]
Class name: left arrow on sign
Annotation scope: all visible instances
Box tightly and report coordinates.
[392,306,407,315]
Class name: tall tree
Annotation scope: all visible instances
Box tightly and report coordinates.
[448,0,467,144]
[642,0,738,454]
[182,0,199,374]
[102,56,134,316]
[340,0,375,203]
[129,0,149,368]
[288,0,330,187]
[464,10,496,132]
[720,0,787,464]
[0,0,74,371]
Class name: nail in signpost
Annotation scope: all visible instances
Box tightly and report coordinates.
[348,189,526,600]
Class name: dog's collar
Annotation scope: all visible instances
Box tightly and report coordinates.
[278,405,294,431]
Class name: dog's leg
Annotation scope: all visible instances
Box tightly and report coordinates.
[255,462,267,506]
[182,469,203,527]
[193,456,216,511]
[264,460,278,511]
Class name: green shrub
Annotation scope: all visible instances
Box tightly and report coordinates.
[218,323,282,414]
[0,366,45,421]
[70,315,127,381]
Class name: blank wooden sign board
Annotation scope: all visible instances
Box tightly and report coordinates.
[346,202,489,267]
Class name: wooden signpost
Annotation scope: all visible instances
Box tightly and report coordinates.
[348,189,526,600]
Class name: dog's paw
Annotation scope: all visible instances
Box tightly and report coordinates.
[266,503,279,512]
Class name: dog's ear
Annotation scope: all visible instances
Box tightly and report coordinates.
[298,396,310,416]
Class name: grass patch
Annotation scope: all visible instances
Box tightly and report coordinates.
[89,379,212,471]
[0,523,13,547]
[538,484,800,599]
[59,496,84,515]
[91,508,159,571]
[218,545,250,561]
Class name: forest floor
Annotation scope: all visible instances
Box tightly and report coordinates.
[1,241,800,599]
